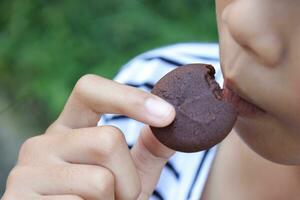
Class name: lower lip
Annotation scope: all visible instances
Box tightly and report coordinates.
[222,87,266,118]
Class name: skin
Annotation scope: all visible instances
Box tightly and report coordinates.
[2,0,300,199]
[217,0,300,165]
[201,0,300,199]
[2,75,177,200]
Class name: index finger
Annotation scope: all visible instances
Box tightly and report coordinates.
[54,74,175,129]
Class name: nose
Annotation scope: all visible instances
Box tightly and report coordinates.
[222,0,284,67]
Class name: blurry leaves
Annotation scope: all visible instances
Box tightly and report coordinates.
[0,0,217,125]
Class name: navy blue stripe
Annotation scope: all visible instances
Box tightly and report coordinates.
[187,149,210,199]
[166,161,180,180]
[125,82,154,90]
[102,115,129,123]
[153,189,164,200]
[108,115,128,121]
[144,56,183,67]
[184,54,220,62]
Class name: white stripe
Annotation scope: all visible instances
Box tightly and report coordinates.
[189,146,218,200]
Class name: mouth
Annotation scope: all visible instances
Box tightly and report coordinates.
[222,80,266,117]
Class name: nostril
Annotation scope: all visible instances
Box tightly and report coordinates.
[222,1,285,67]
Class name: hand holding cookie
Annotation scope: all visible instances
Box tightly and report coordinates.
[3,64,238,200]
[2,74,175,200]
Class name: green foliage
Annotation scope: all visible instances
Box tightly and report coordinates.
[0,0,217,126]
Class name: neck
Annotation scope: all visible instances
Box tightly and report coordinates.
[203,130,300,200]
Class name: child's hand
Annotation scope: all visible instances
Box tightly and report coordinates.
[2,75,176,200]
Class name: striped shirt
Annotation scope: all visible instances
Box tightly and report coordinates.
[98,43,222,200]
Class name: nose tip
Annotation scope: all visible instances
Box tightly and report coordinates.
[222,1,284,67]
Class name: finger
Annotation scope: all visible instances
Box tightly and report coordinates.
[47,126,141,200]
[130,125,175,199]
[39,195,84,200]
[55,74,175,129]
[10,165,114,200]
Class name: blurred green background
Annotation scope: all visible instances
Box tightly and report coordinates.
[0,0,217,195]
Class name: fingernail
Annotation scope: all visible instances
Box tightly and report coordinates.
[145,97,174,118]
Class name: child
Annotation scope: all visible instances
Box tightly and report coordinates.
[2,0,300,199]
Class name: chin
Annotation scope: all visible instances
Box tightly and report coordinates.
[234,115,300,166]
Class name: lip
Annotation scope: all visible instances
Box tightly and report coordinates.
[222,80,266,117]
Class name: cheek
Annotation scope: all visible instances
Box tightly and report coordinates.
[276,80,300,133]
[289,36,300,119]
[294,74,300,103]
[293,82,300,117]
[235,115,300,165]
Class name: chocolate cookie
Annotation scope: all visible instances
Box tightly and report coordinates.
[150,64,237,152]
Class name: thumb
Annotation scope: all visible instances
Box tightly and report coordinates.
[131,125,175,200]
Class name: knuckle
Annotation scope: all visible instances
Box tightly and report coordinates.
[92,169,114,195]
[76,126,126,162]
[74,74,97,96]
[18,136,42,161]
[100,126,126,153]
[6,166,26,187]
[1,192,18,200]
[45,121,66,134]
[6,169,17,187]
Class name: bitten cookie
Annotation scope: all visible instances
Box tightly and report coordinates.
[150,64,237,152]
